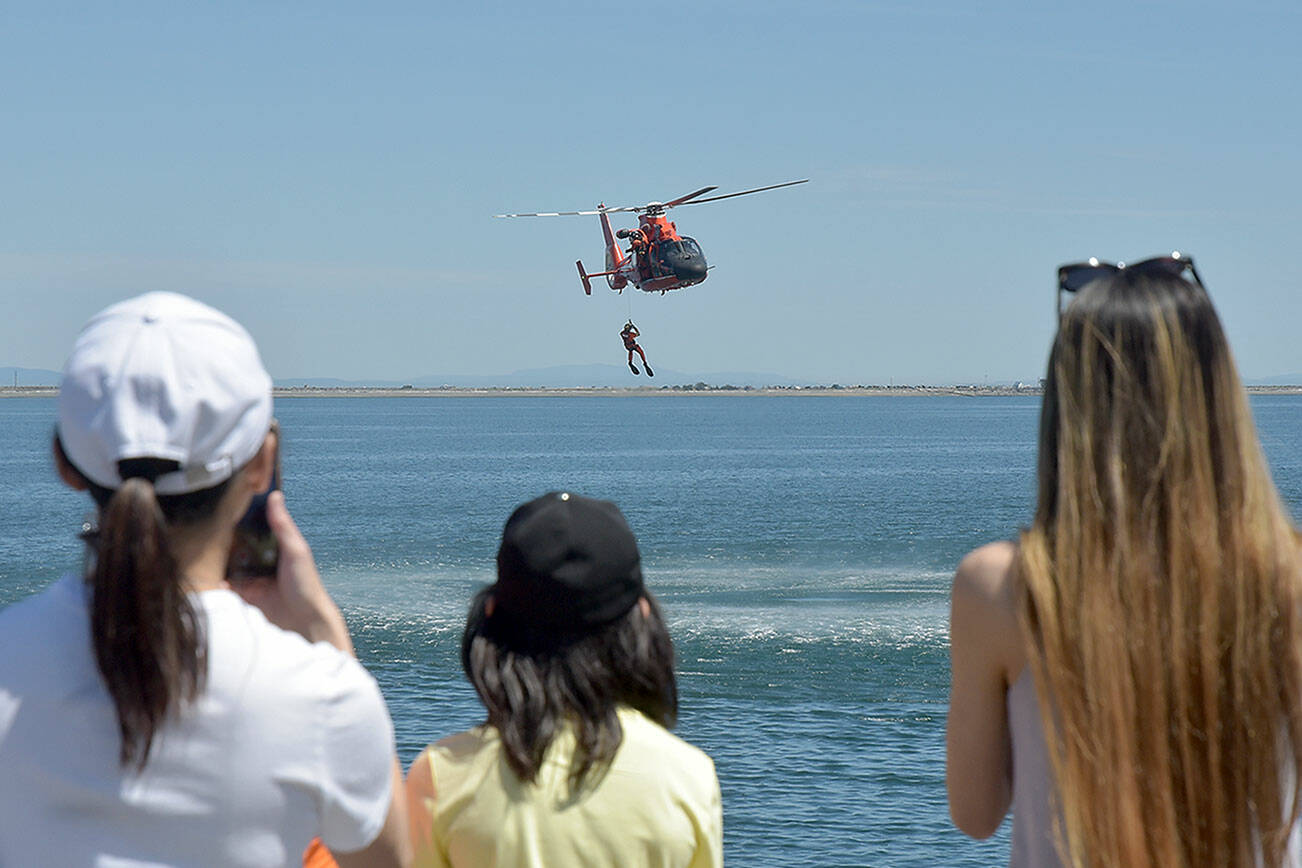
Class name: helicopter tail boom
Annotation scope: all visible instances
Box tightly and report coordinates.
[599,210,625,270]
[599,209,628,292]
[576,261,626,295]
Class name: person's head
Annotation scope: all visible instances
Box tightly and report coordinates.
[462,492,677,790]
[1020,260,1302,866]
[1035,257,1261,532]
[54,291,276,769]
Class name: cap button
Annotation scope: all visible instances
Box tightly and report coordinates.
[559,492,570,501]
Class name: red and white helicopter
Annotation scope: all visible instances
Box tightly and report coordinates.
[495,180,807,295]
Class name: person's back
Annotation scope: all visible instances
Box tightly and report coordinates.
[417,707,718,868]
[0,578,392,865]
[947,256,1302,867]
[407,492,722,868]
[0,292,408,867]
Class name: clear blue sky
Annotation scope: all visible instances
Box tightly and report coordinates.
[3,1,1300,384]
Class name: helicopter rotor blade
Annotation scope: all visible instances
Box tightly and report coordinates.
[660,186,719,210]
[492,181,804,218]
[494,204,642,218]
[494,209,599,218]
[677,179,809,207]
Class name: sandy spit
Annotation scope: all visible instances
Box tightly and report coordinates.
[5,385,1301,399]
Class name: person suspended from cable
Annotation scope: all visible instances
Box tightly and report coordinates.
[620,321,653,377]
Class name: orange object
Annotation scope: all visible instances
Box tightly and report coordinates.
[303,838,339,868]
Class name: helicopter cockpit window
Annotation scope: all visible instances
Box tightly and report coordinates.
[654,240,701,265]
[652,242,681,269]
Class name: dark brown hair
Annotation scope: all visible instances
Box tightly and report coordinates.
[462,587,677,791]
[58,437,230,770]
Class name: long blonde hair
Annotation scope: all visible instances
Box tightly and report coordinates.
[1018,270,1302,866]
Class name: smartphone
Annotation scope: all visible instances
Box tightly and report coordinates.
[227,434,281,580]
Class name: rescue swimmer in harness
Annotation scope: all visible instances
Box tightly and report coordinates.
[620,320,653,377]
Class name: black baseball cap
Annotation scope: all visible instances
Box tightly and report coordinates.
[491,492,644,649]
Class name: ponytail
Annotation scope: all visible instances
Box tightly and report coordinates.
[72,450,217,770]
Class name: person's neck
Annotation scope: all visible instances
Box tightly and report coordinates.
[170,522,237,592]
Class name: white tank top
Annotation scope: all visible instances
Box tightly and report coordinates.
[1007,667,1064,867]
[1006,667,1302,867]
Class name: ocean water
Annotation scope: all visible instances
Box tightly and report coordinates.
[4,394,1302,866]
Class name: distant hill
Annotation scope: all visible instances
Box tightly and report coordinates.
[1246,373,1302,386]
[276,365,805,390]
[0,367,61,387]
[2,364,801,390]
[10,362,1300,391]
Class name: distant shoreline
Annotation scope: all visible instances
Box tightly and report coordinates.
[6,385,1302,399]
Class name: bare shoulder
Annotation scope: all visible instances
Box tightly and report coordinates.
[952,541,1018,609]
[950,540,1023,675]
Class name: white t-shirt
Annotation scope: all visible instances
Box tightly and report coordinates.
[0,574,395,867]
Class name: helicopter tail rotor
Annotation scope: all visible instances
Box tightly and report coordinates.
[576,260,592,295]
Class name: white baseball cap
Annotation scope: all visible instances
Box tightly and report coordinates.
[58,292,274,495]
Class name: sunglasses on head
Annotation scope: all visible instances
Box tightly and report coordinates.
[1056,251,1203,318]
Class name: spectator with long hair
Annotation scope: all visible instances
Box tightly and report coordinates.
[0,292,409,867]
[946,255,1302,866]
[406,491,721,867]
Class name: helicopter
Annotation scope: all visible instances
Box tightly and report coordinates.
[494,180,808,295]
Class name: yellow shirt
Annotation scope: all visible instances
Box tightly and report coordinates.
[413,707,722,868]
